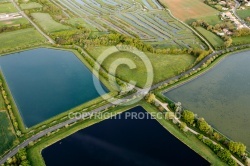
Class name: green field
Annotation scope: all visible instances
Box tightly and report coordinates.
[237,9,250,20]
[0,28,46,51]
[0,17,29,27]
[31,13,71,33]
[87,46,195,88]
[0,111,17,156]
[0,3,17,13]
[197,15,222,25]
[232,36,250,45]
[196,27,224,48]
[67,18,97,30]
[20,2,42,10]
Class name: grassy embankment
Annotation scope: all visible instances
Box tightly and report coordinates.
[87,46,195,88]
[27,101,226,166]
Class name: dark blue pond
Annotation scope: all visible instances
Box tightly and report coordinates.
[0,48,108,127]
[42,107,209,166]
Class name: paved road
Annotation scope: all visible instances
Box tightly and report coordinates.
[10,0,55,44]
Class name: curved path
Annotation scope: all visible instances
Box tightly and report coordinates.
[10,0,55,44]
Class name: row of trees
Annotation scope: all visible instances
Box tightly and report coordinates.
[181,110,247,159]
[198,134,237,166]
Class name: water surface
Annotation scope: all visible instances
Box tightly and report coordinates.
[0,48,107,127]
[165,50,250,148]
[42,107,209,166]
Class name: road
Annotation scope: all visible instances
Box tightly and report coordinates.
[232,0,250,28]
[10,0,55,44]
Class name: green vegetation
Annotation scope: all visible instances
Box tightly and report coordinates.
[0,18,29,28]
[0,28,46,52]
[237,9,250,20]
[31,13,71,33]
[198,135,237,166]
[4,148,30,166]
[196,27,224,48]
[56,0,206,49]
[0,111,17,157]
[87,46,195,87]
[198,15,221,25]
[20,2,42,10]
[66,18,97,31]
[0,3,17,13]
[182,110,195,125]
[232,36,250,45]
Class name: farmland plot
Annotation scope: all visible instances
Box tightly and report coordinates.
[56,0,205,49]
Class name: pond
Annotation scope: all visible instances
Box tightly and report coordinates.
[42,107,209,166]
[165,50,250,148]
[0,48,108,127]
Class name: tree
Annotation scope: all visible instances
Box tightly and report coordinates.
[213,132,222,141]
[145,93,155,103]
[224,37,232,48]
[197,118,212,134]
[16,130,21,137]
[182,110,195,125]
[228,141,246,156]
[165,112,175,120]
[179,122,187,132]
